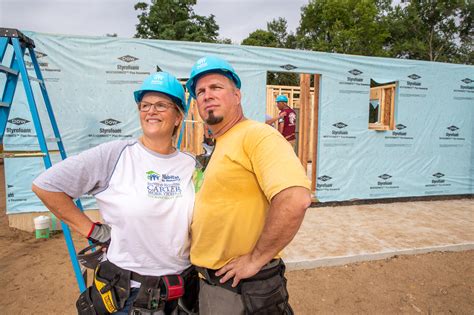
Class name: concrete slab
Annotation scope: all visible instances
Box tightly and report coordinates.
[284,199,474,270]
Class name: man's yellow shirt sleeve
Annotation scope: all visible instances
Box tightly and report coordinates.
[245,125,311,201]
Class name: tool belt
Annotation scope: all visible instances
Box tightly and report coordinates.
[76,261,198,315]
[197,259,293,314]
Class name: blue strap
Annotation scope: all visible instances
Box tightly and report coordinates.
[177,97,192,149]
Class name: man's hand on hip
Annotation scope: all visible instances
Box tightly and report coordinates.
[215,254,266,288]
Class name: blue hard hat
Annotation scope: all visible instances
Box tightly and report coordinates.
[276,95,288,103]
[134,72,187,113]
[186,56,241,99]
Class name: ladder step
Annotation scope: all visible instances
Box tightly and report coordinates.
[0,65,19,76]
[0,150,60,158]
[0,28,35,48]
[0,101,10,107]
[0,66,43,84]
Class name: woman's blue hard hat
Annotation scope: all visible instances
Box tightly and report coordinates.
[186,56,241,99]
[134,72,187,113]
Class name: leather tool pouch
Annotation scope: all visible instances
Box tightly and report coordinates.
[240,261,293,315]
[76,261,131,315]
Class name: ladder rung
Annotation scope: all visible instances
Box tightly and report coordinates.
[0,65,19,76]
[0,150,60,158]
[0,102,10,107]
[28,76,44,84]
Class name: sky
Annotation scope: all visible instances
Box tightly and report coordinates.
[0,0,309,44]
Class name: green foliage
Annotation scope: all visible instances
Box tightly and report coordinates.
[267,18,298,49]
[297,0,391,56]
[241,0,472,65]
[134,0,219,42]
[241,18,299,85]
[242,29,278,47]
[216,38,232,44]
[385,0,473,64]
[242,18,297,49]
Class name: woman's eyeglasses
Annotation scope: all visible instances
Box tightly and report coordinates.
[138,101,176,112]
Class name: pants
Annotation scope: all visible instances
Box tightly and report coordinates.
[199,280,245,315]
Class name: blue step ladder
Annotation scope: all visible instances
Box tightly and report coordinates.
[0,28,87,292]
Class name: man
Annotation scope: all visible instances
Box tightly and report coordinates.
[275,95,297,148]
[186,56,312,314]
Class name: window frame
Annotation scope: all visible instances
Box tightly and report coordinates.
[368,82,397,131]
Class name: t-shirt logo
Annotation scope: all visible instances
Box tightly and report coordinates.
[146,170,160,181]
[288,112,296,126]
[146,170,182,199]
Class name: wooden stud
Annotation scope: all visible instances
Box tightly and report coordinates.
[389,86,395,130]
[303,74,311,167]
[311,74,321,193]
[298,74,311,168]
[297,76,305,161]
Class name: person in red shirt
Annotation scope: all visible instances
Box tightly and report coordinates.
[275,95,297,148]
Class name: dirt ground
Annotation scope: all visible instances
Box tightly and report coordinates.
[0,165,473,314]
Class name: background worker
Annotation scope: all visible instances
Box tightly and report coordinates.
[186,55,312,314]
[32,72,197,315]
[275,94,297,148]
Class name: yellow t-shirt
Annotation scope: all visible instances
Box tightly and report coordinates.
[190,120,311,269]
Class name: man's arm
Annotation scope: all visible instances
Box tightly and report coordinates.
[278,120,284,134]
[277,111,286,133]
[32,184,94,237]
[265,116,279,125]
[216,186,311,287]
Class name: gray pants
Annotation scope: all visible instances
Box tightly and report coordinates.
[199,280,245,315]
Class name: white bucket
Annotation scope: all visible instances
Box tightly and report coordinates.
[34,215,51,239]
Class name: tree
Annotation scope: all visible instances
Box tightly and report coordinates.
[134,0,219,42]
[242,29,278,47]
[216,38,232,44]
[297,0,391,56]
[385,0,473,64]
[242,18,299,85]
[242,18,296,49]
[267,17,298,49]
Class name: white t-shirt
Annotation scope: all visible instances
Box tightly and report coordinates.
[34,139,196,278]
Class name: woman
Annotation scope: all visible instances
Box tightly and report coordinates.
[32,72,197,314]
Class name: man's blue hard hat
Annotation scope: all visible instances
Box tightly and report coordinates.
[186,56,241,99]
[134,72,187,113]
[276,95,288,103]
